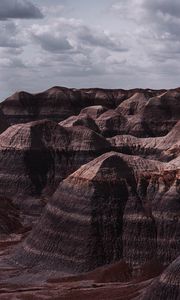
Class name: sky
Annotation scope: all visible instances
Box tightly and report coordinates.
[0,0,180,99]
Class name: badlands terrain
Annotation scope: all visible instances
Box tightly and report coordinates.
[0,86,179,299]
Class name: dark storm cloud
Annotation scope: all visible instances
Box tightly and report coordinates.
[0,0,43,20]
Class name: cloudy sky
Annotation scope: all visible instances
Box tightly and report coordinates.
[0,0,180,99]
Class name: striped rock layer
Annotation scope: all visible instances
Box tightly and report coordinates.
[0,87,165,125]
[0,119,110,211]
[108,121,180,162]
[54,88,180,138]
[0,86,179,299]
[13,152,179,273]
[142,256,180,300]
[0,197,23,235]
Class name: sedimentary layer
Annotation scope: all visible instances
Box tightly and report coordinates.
[0,119,110,211]
[13,152,179,273]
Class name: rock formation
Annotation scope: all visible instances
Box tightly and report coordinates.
[108,121,180,161]
[0,197,23,235]
[0,86,179,300]
[0,119,110,212]
[95,110,127,137]
[142,256,180,300]
[141,90,180,136]
[114,90,180,137]
[0,87,165,126]
[13,152,179,273]
[0,109,9,133]
[0,87,92,125]
[80,105,108,119]
[59,114,100,133]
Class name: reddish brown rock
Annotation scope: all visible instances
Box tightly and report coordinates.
[0,87,92,125]
[95,110,127,137]
[108,121,180,161]
[116,92,148,116]
[0,197,23,235]
[114,90,180,137]
[12,152,179,273]
[80,105,108,119]
[0,120,110,211]
[0,87,165,126]
[142,90,180,136]
[0,85,179,300]
[142,256,180,300]
[123,167,180,267]
[59,114,100,133]
[81,87,164,108]
[0,109,9,134]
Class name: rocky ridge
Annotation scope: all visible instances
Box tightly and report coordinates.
[0,86,179,299]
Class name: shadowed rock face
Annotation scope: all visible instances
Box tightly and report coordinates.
[142,90,180,136]
[0,87,165,127]
[116,92,148,116]
[13,152,135,271]
[0,88,92,125]
[13,152,179,273]
[0,86,179,300]
[116,90,180,137]
[95,110,127,137]
[0,109,9,134]
[0,197,23,234]
[0,119,110,211]
[141,256,180,300]
[41,87,180,138]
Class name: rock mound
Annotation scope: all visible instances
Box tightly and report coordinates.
[95,110,127,137]
[108,121,180,161]
[142,90,180,136]
[142,256,180,300]
[59,114,100,133]
[0,120,110,211]
[13,152,179,272]
[0,87,166,127]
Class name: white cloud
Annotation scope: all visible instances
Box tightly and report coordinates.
[42,4,65,17]
[0,0,180,100]
[30,18,126,54]
[0,21,24,48]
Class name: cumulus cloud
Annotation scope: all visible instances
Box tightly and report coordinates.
[26,17,129,86]
[0,1,179,100]
[31,30,73,52]
[0,0,43,20]
[112,0,180,38]
[77,26,126,51]
[143,0,180,19]
[30,18,127,54]
[108,0,180,90]
[30,19,77,53]
[111,0,180,57]
[42,4,65,17]
[0,21,24,48]
[143,0,180,38]
[0,56,25,68]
